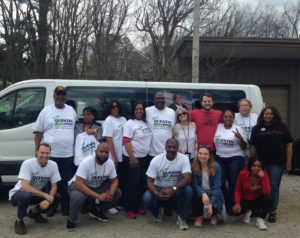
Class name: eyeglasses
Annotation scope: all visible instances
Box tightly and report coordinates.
[178,112,187,117]
[112,105,119,109]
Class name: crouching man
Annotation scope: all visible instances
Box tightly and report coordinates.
[9,143,61,235]
[67,142,121,231]
[143,138,192,230]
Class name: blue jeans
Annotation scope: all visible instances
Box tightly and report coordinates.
[143,185,192,220]
[264,164,284,210]
[51,156,75,211]
[216,155,244,210]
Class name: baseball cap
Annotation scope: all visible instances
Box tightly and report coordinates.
[54,86,66,95]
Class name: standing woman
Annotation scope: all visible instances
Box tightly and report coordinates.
[122,101,152,219]
[214,110,247,212]
[74,106,103,141]
[173,108,197,163]
[102,100,127,209]
[74,106,103,167]
[192,145,224,227]
[250,106,293,223]
[234,99,258,158]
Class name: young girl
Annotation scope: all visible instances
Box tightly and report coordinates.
[233,157,271,230]
[192,145,224,227]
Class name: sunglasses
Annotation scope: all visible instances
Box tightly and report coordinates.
[178,112,187,117]
[55,92,66,96]
[112,105,119,109]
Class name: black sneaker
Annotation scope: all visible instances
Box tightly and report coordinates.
[46,203,58,217]
[28,209,48,223]
[66,218,76,231]
[14,220,27,235]
[89,209,109,222]
[268,210,277,223]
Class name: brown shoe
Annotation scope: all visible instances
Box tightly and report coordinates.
[14,220,27,235]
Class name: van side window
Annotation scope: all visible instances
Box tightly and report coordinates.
[147,88,245,112]
[66,87,147,121]
[0,88,45,129]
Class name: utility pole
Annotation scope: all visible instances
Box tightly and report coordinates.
[192,0,200,83]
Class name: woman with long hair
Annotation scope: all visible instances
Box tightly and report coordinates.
[122,101,152,219]
[250,106,293,223]
[233,158,271,230]
[173,107,197,163]
[192,145,224,227]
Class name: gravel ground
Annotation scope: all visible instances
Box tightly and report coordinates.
[0,174,299,238]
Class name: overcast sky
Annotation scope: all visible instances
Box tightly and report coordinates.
[238,0,298,6]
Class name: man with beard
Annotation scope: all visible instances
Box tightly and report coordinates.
[33,86,77,216]
[143,138,192,230]
[66,142,120,231]
[146,91,176,159]
[189,92,222,152]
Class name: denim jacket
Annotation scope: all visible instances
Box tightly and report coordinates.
[192,162,224,211]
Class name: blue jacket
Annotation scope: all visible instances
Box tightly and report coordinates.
[192,162,224,211]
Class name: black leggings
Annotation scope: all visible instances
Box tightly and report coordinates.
[240,195,272,219]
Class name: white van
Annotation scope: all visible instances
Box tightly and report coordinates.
[0,79,263,185]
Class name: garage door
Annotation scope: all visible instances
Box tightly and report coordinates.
[260,86,289,124]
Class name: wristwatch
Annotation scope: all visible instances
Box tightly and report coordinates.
[172,186,177,191]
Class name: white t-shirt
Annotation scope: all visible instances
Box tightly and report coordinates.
[234,112,258,157]
[214,124,247,158]
[146,152,191,188]
[102,115,127,162]
[74,132,99,166]
[9,158,61,200]
[122,119,152,158]
[74,156,117,188]
[146,106,176,156]
[33,104,77,157]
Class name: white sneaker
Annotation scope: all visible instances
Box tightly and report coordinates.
[177,216,189,230]
[107,208,118,215]
[153,207,164,223]
[243,210,252,224]
[256,218,267,230]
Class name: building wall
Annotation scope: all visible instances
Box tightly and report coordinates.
[177,56,300,139]
[216,59,300,138]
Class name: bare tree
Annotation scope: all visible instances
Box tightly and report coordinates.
[135,0,194,81]
[89,0,131,80]
[0,0,28,86]
[283,1,300,38]
[47,0,93,78]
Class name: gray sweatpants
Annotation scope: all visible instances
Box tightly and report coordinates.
[68,182,121,222]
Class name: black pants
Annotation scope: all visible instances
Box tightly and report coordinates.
[240,195,272,219]
[116,161,127,207]
[11,185,58,220]
[123,155,148,212]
